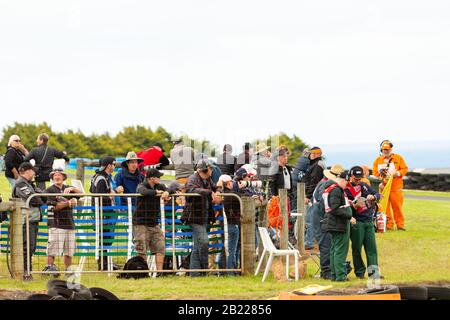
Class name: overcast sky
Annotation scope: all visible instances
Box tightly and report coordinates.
[1,0,450,152]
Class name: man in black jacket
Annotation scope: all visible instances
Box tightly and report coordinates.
[216,144,236,176]
[303,146,326,250]
[12,162,46,279]
[135,169,170,271]
[183,159,222,276]
[268,148,293,198]
[25,133,69,190]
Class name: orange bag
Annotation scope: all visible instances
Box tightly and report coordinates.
[268,196,283,231]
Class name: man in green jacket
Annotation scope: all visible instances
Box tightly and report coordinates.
[322,172,356,281]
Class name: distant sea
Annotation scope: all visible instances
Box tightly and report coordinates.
[320,140,450,170]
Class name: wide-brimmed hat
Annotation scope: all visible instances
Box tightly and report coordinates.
[255,143,270,154]
[323,164,345,181]
[49,168,67,181]
[122,152,144,167]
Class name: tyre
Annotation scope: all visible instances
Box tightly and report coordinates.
[398,286,428,300]
[426,286,450,300]
[47,287,88,300]
[359,285,400,295]
[46,279,92,300]
[89,287,120,300]
[27,294,53,300]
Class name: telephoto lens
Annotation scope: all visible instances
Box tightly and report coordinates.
[238,180,263,189]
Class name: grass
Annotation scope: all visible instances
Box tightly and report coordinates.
[0,172,449,299]
[404,189,450,198]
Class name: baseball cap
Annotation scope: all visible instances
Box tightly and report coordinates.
[18,162,36,173]
[99,156,116,168]
[146,168,164,178]
[350,166,364,179]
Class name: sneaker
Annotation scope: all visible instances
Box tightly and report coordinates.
[398,227,406,231]
[23,274,33,281]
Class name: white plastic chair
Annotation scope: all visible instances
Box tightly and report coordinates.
[255,227,300,282]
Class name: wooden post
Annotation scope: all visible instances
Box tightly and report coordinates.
[76,159,85,185]
[296,183,306,254]
[279,189,289,250]
[10,198,24,280]
[240,197,256,276]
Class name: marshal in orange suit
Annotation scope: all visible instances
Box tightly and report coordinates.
[373,140,408,231]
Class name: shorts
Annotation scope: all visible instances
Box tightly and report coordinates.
[47,228,76,257]
[133,225,165,256]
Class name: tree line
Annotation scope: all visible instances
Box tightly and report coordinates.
[0,122,309,165]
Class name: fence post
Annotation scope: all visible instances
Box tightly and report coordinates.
[296,183,306,254]
[279,189,289,250]
[240,197,256,276]
[10,198,24,280]
[76,159,85,185]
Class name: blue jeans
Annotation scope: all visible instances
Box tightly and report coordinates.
[312,203,332,278]
[189,224,209,277]
[226,224,240,275]
[305,204,315,248]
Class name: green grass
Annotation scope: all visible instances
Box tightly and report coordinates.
[404,189,450,198]
[0,173,449,299]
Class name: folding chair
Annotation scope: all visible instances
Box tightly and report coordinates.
[255,227,300,282]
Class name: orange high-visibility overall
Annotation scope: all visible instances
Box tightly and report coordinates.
[373,154,408,229]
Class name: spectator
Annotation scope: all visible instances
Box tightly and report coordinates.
[25,133,69,190]
[12,162,46,280]
[182,159,222,277]
[311,164,345,280]
[135,169,170,274]
[234,142,253,172]
[114,152,145,205]
[344,166,382,279]
[170,137,196,185]
[372,140,408,231]
[43,169,81,275]
[303,146,326,250]
[292,147,311,188]
[4,135,29,189]
[217,174,241,275]
[251,143,273,182]
[90,156,123,270]
[137,143,170,173]
[268,148,293,198]
[361,165,372,186]
[322,172,356,282]
[216,144,236,176]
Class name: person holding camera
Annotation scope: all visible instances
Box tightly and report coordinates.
[25,133,69,190]
[183,159,222,277]
[4,134,29,189]
[12,162,46,279]
[344,166,382,279]
[44,169,81,275]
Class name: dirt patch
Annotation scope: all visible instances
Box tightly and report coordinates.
[0,289,41,300]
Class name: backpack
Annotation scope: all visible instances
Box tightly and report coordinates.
[117,256,149,279]
[89,173,108,193]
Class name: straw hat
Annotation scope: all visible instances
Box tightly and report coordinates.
[122,151,143,168]
[255,143,270,154]
[323,164,345,181]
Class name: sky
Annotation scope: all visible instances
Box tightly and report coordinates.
[1,0,450,160]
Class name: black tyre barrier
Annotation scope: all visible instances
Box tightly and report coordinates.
[398,286,428,300]
[47,287,88,300]
[426,286,450,300]
[27,294,54,300]
[89,287,120,300]
[359,285,400,295]
[46,279,92,300]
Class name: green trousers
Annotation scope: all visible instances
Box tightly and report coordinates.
[330,224,350,281]
[350,220,379,277]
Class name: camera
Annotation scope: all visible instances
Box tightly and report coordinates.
[238,180,263,189]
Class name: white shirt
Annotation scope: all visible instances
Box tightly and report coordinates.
[283,166,291,190]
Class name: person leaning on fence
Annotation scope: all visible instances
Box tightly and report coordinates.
[90,156,123,271]
[25,133,70,190]
[114,151,145,206]
[4,134,29,189]
[182,159,222,277]
[311,164,345,280]
[12,162,46,280]
[170,137,196,185]
[321,172,356,282]
[43,169,81,276]
[137,142,170,174]
[135,168,170,274]
[216,144,236,176]
[303,146,326,250]
[344,166,383,280]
